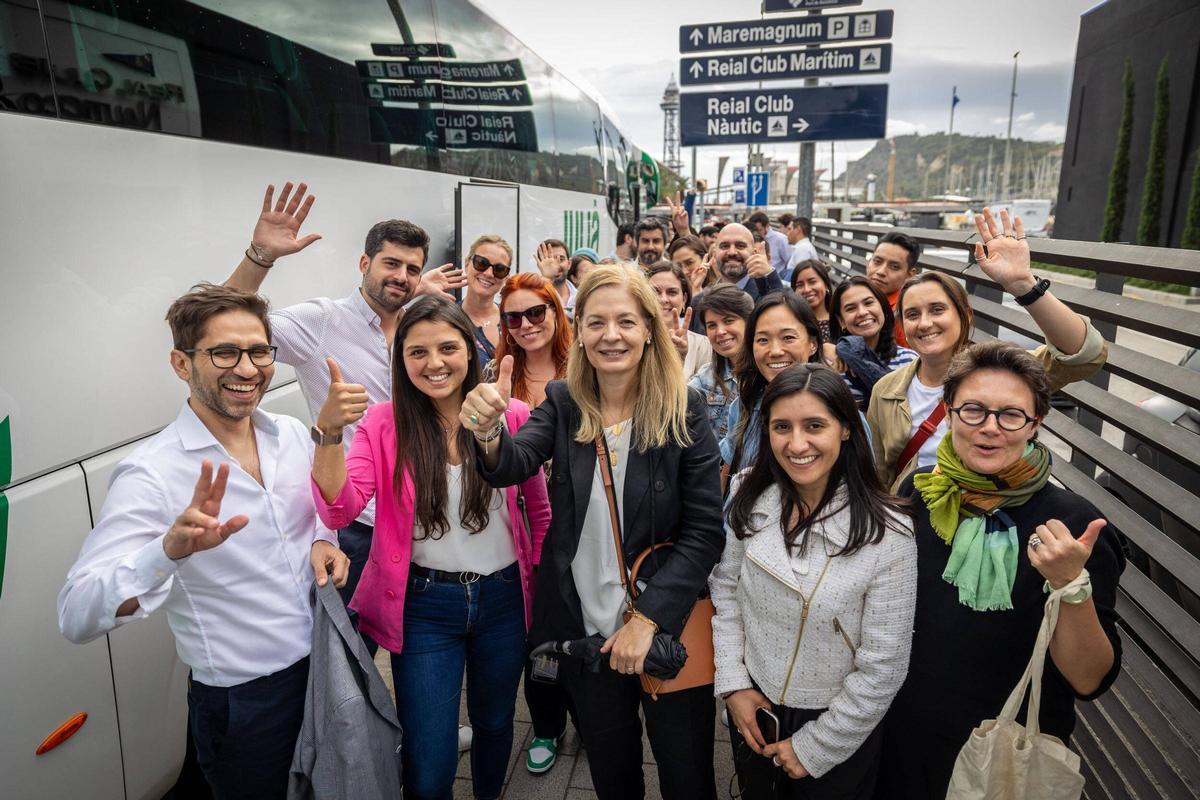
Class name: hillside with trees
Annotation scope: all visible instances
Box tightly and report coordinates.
[839,133,1064,201]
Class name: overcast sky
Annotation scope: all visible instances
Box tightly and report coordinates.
[477,0,1104,186]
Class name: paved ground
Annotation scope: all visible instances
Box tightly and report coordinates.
[374,651,736,799]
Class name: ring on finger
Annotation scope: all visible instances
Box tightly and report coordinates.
[469,413,479,424]
[1029,533,1043,549]
[773,757,781,767]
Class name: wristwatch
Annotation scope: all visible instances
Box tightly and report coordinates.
[310,425,343,446]
[1014,277,1051,307]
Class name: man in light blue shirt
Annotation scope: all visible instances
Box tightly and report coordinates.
[747,210,792,277]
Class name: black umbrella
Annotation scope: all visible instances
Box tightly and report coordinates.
[531,633,687,680]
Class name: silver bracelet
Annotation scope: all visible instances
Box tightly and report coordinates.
[473,422,503,444]
[246,242,275,268]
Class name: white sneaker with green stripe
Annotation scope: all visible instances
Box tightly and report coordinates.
[525,733,560,774]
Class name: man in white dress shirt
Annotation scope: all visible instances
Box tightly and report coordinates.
[747,210,793,277]
[58,284,349,800]
[785,216,821,276]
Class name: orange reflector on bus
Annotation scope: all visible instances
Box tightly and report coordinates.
[35,712,88,755]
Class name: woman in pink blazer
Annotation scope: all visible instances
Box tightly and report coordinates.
[311,296,550,800]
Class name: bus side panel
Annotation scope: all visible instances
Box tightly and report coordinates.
[520,184,616,268]
[83,441,189,800]
[0,466,125,800]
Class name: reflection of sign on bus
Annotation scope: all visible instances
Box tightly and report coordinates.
[0,3,200,135]
[362,81,532,107]
[368,107,538,152]
[356,59,525,83]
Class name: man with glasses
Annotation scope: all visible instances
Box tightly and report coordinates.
[59,284,350,800]
[222,181,476,750]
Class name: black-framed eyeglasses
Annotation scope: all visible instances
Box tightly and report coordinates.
[181,345,277,368]
[501,304,549,329]
[949,402,1037,432]
[471,253,511,279]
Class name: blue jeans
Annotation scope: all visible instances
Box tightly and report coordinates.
[187,658,308,800]
[391,562,526,800]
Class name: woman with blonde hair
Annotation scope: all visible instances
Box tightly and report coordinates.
[459,234,512,363]
[460,265,725,800]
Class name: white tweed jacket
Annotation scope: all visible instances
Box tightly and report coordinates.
[710,480,917,778]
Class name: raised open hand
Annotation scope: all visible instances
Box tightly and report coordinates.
[162,461,249,560]
[460,354,512,434]
[666,190,690,237]
[416,263,468,297]
[251,182,321,264]
[316,358,368,435]
[669,308,692,358]
[536,242,563,280]
[746,241,772,279]
[973,207,1036,295]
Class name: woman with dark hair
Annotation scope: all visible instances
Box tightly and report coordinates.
[310,295,551,800]
[689,285,755,441]
[490,272,572,409]
[789,258,834,342]
[647,259,713,380]
[669,234,717,296]
[714,364,916,799]
[875,341,1125,799]
[827,276,917,408]
[720,291,823,473]
[460,265,725,800]
[868,209,1107,490]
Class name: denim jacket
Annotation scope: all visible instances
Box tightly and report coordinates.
[688,361,736,443]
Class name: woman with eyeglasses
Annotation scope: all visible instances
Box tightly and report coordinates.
[867,209,1107,491]
[310,295,551,800]
[713,365,916,799]
[874,341,1125,799]
[459,235,513,364]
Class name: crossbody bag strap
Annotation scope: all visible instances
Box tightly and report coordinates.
[894,400,947,477]
[594,436,634,609]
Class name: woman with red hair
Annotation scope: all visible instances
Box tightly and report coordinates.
[488,271,577,774]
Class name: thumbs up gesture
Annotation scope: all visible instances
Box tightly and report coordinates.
[1029,518,1107,590]
[746,240,772,279]
[316,357,368,437]
[460,355,513,434]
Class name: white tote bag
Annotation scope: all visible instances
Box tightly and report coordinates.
[945,574,1089,800]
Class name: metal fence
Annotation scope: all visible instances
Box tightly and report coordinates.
[812,222,1200,800]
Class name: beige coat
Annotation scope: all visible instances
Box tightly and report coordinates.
[866,323,1108,490]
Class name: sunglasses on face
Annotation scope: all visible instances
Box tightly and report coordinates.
[501,304,549,329]
[471,253,511,279]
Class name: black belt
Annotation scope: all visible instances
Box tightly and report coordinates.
[410,562,518,585]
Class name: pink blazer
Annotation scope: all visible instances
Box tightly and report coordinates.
[311,400,551,654]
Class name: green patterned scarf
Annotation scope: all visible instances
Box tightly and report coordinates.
[913,432,1051,611]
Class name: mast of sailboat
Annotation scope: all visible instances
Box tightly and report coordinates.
[944,86,959,194]
[1002,51,1019,200]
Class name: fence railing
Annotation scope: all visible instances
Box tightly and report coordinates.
[813,222,1200,800]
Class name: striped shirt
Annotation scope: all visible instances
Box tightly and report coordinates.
[271,288,391,526]
[844,346,918,408]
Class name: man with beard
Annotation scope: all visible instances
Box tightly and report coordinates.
[222,182,477,750]
[713,222,783,302]
[535,237,575,317]
[59,284,350,800]
[613,222,637,260]
[633,216,669,267]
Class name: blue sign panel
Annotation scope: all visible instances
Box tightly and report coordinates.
[734,188,746,204]
[747,172,770,206]
[764,0,862,11]
[680,84,888,146]
[368,107,538,152]
[732,166,746,183]
[679,10,893,54]
[681,44,890,86]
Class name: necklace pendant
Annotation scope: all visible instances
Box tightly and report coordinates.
[609,451,618,468]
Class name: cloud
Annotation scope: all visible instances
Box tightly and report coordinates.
[1017,111,1037,123]
[887,119,928,136]
[1032,122,1067,140]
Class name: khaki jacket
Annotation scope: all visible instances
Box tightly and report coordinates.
[867,323,1108,490]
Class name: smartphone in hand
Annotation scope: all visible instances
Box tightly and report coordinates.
[755,706,780,744]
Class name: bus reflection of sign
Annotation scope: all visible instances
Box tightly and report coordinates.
[368,107,537,152]
[370,42,456,58]
[356,59,525,83]
[363,81,532,107]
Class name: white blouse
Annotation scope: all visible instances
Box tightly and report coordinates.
[410,463,516,575]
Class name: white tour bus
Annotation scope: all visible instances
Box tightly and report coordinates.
[0,1,663,796]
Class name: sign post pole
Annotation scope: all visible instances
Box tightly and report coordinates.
[796,9,822,219]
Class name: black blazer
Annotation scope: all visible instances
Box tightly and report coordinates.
[481,380,725,645]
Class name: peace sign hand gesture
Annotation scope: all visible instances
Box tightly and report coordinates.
[669,308,692,358]
[973,207,1036,296]
[666,190,690,237]
[162,461,250,560]
[251,182,322,265]
[689,252,711,295]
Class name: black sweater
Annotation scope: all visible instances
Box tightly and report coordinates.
[876,469,1125,799]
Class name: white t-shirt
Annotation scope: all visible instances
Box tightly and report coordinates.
[906,375,948,470]
[410,463,516,575]
[571,419,634,638]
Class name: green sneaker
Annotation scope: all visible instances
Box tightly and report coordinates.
[525,735,559,774]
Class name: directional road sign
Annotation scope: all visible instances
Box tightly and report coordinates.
[356,59,525,83]
[371,42,456,58]
[363,81,532,107]
[679,10,893,54]
[681,43,890,86]
[747,172,770,205]
[680,84,888,146]
[733,188,746,204]
[764,0,862,12]
[732,166,746,184]
[368,107,538,152]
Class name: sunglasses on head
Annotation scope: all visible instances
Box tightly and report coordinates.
[471,253,511,279]
[501,304,549,329]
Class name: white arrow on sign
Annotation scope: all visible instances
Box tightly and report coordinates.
[689,28,704,46]
[512,88,523,101]
[793,118,810,133]
[425,131,437,143]
[689,62,703,79]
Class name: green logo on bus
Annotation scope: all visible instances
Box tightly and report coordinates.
[563,209,600,253]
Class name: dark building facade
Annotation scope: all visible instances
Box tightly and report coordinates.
[1055,0,1200,246]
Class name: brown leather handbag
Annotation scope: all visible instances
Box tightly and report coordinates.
[594,437,716,700]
